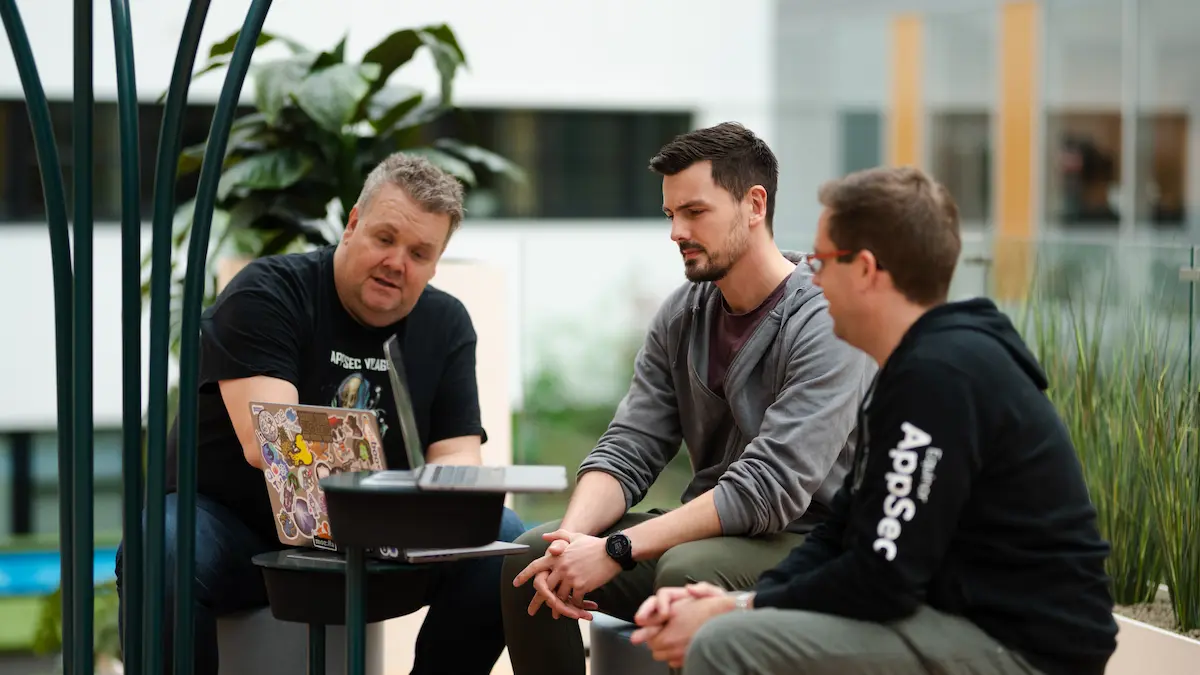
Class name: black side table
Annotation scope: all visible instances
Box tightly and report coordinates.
[320,470,509,675]
[252,548,435,674]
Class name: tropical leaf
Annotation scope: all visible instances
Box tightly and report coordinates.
[252,55,318,126]
[217,149,314,201]
[294,63,381,134]
[405,147,476,185]
[436,138,526,182]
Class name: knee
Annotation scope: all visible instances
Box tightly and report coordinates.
[654,541,728,590]
[500,519,560,590]
[684,612,745,673]
[498,507,527,543]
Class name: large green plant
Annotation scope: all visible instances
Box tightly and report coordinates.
[1018,258,1200,631]
[1023,290,1164,606]
[142,24,522,354]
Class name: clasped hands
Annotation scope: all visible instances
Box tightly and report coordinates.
[511,528,617,620]
[511,530,735,668]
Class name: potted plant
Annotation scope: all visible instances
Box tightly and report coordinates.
[1014,259,1200,674]
[142,22,523,352]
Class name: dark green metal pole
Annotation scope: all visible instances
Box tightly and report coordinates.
[110,0,143,671]
[309,624,326,675]
[0,0,74,668]
[146,2,212,673]
[346,547,366,675]
[175,2,273,673]
[72,0,96,672]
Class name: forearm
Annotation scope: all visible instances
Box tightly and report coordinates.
[426,436,483,466]
[560,471,628,535]
[624,490,722,561]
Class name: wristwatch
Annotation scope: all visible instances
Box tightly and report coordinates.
[604,531,637,571]
[731,591,755,611]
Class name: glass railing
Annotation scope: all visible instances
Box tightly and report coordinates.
[511,232,1200,568]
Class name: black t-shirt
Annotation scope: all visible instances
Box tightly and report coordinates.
[164,245,486,545]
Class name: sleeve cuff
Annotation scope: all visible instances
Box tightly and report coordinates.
[749,583,792,610]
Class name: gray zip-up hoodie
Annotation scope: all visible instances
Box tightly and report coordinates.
[578,251,877,536]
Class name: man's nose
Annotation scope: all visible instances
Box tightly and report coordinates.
[670,219,689,243]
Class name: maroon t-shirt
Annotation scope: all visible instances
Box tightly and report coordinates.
[708,278,789,397]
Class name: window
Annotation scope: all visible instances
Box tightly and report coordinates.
[420,108,694,219]
[838,110,882,175]
[0,102,692,223]
[0,99,249,224]
[929,112,992,224]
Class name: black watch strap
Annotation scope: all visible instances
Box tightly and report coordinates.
[605,531,636,571]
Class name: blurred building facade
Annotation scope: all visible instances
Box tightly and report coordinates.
[0,0,1198,542]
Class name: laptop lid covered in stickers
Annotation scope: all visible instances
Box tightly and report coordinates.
[249,401,389,554]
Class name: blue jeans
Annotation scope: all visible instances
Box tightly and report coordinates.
[115,492,526,675]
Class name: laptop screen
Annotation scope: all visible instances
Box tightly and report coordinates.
[383,334,426,471]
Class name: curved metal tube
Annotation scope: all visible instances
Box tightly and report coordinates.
[175,1,274,672]
[146,2,213,674]
[0,0,75,662]
[110,0,143,671]
[72,0,96,670]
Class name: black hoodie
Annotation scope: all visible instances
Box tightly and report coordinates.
[753,298,1118,675]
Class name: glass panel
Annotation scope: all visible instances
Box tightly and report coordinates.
[510,228,693,526]
[0,435,11,542]
[839,111,882,175]
[1136,0,1200,235]
[925,8,996,227]
[1043,0,1125,232]
[31,429,124,541]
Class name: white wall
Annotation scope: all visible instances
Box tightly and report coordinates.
[0,0,775,140]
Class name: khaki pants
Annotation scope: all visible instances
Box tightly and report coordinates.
[499,512,806,675]
[684,605,1045,675]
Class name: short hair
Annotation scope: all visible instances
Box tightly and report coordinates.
[355,152,465,241]
[818,166,961,305]
[648,122,779,233]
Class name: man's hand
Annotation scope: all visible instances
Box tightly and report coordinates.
[630,594,735,669]
[512,530,616,620]
[633,581,726,629]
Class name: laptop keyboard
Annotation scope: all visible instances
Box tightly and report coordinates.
[428,465,507,487]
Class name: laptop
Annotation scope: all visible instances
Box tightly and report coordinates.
[360,334,568,493]
[250,401,388,554]
[250,400,528,562]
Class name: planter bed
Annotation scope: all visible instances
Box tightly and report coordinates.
[1109,594,1200,675]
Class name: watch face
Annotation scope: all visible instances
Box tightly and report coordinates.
[607,534,630,558]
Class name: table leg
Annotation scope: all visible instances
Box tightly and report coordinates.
[345,546,366,675]
[308,623,325,675]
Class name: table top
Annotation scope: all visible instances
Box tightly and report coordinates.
[251,548,429,574]
[319,470,420,494]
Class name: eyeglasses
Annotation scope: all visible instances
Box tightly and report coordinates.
[802,249,885,273]
[802,250,851,273]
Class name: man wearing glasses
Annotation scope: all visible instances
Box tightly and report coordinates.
[631,166,1118,675]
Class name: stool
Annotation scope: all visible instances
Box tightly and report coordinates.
[216,607,385,675]
[235,548,434,673]
[588,612,669,675]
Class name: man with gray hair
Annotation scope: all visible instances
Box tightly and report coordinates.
[115,152,525,675]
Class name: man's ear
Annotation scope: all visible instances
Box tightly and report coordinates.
[746,185,768,228]
[342,206,360,242]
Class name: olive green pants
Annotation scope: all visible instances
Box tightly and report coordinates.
[683,605,1045,675]
[499,512,806,675]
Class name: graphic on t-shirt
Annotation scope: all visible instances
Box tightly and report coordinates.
[331,371,390,439]
[251,402,385,548]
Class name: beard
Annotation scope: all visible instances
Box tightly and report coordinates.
[681,214,750,283]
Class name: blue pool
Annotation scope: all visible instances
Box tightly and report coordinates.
[0,548,119,596]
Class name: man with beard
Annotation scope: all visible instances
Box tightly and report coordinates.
[500,122,877,675]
